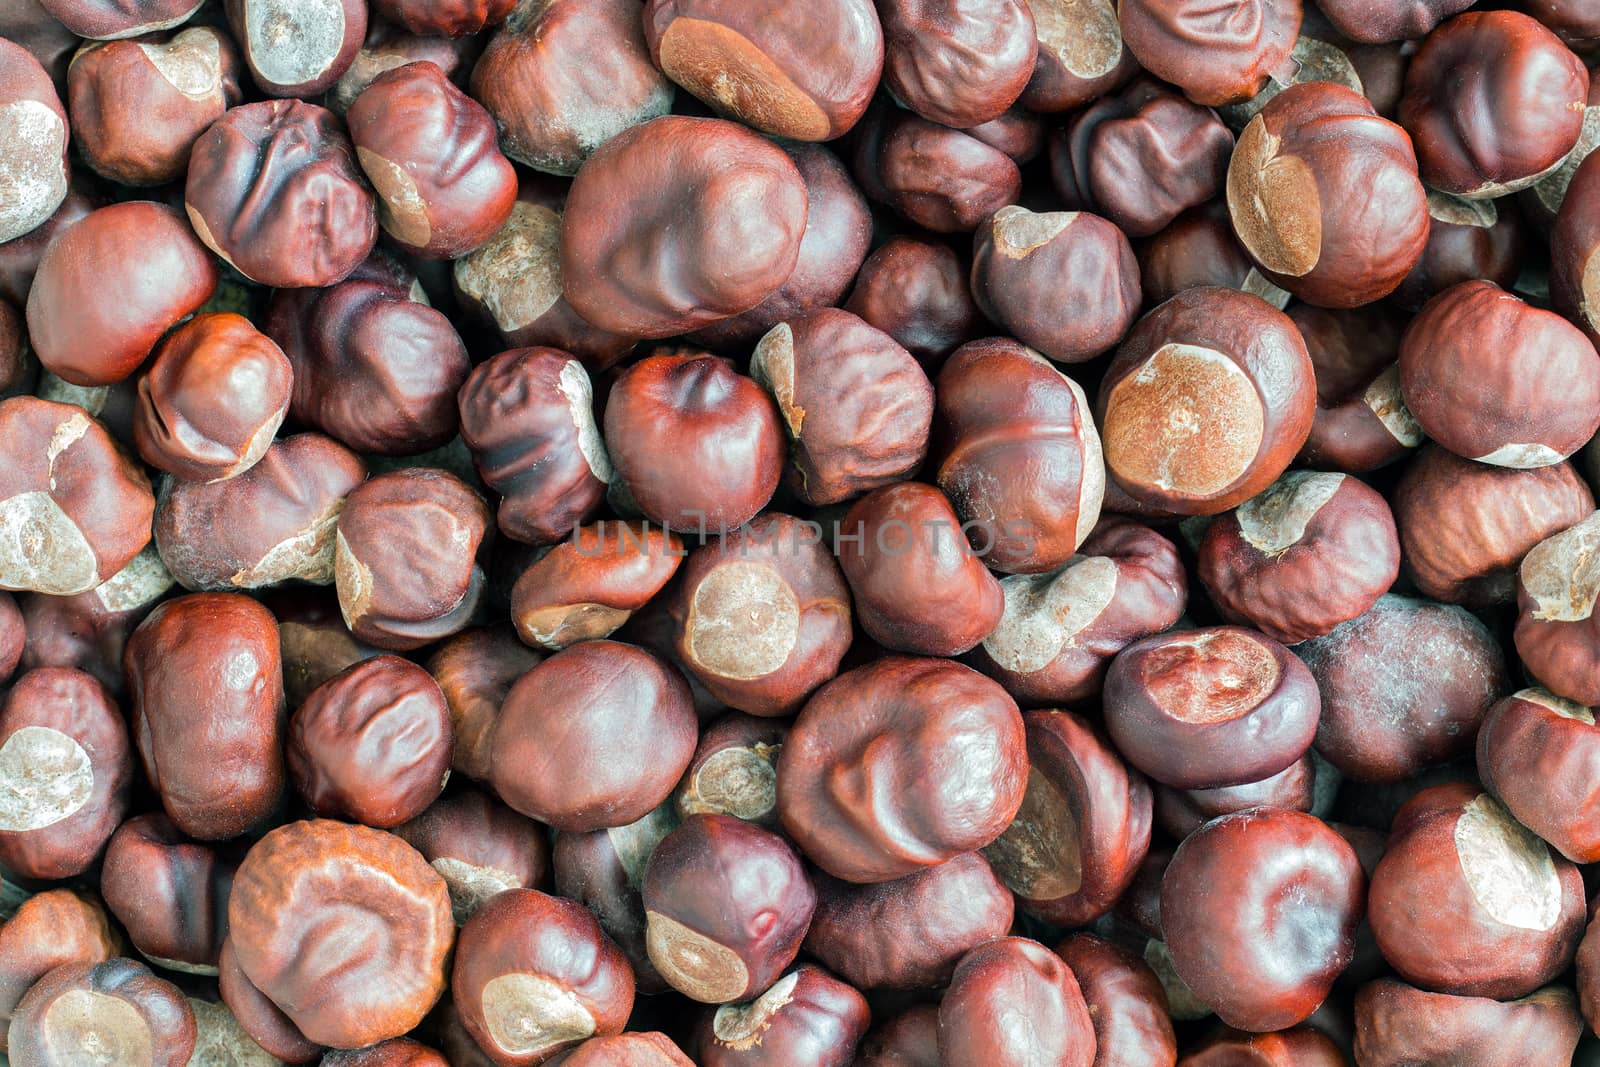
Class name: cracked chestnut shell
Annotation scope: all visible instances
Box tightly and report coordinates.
[694,964,869,1067]
[1478,688,1600,864]
[8,957,196,1067]
[1118,0,1301,106]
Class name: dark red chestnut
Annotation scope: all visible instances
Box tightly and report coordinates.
[395,787,549,926]
[843,236,985,368]
[938,937,1095,1067]
[1054,933,1176,1067]
[1154,752,1320,839]
[226,0,366,97]
[1552,150,1600,346]
[8,957,196,1067]
[693,964,869,1067]
[1477,688,1600,863]
[372,0,515,38]
[1119,0,1301,106]
[1019,0,1137,112]
[1316,0,1471,44]
[1291,302,1421,473]
[674,715,785,827]
[877,0,1036,128]
[1179,1027,1345,1066]
[0,38,67,244]
[1514,515,1600,707]
[1354,978,1583,1067]
[510,523,684,652]
[100,813,235,976]
[859,112,1022,233]
[17,545,172,695]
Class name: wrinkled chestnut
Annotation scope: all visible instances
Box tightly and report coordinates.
[0,889,119,1050]
[694,964,869,1067]
[373,0,514,37]
[938,937,1094,1067]
[1291,302,1420,473]
[777,656,1026,882]
[877,0,1035,127]
[100,814,234,976]
[1392,192,1526,312]
[395,788,549,926]
[18,545,172,694]
[510,523,683,652]
[1354,978,1583,1067]
[226,0,365,97]
[426,626,540,782]
[1054,933,1176,1067]
[1179,1027,1345,1066]
[843,235,985,368]
[1368,784,1585,998]
[1477,688,1600,863]
[8,957,196,1067]
[491,640,697,831]
[452,888,634,1065]
[859,112,1022,233]
[1316,0,1471,44]
[675,715,785,827]
[0,39,67,244]
[1118,0,1301,106]
[185,99,376,288]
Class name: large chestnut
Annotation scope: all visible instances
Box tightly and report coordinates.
[694,964,869,1067]
[937,937,1095,1067]
[0,39,67,245]
[8,957,196,1067]
[1477,688,1600,863]
[858,111,1022,233]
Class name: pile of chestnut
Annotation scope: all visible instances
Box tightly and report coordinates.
[1,0,1600,1063]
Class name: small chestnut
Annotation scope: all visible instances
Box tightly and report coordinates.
[693,964,869,1067]
[99,814,235,976]
[510,522,683,652]
[426,626,541,782]
[674,714,785,827]
[395,787,550,926]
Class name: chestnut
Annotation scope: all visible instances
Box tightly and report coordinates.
[452,888,634,1065]
[749,308,934,506]
[694,964,869,1067]
[426,626,540,782]
[99,814,235,976]
[1198,471,1400,644]
[938,937,1095,1067]
[327,21,474,115]
[560,116,808,338]
[39,0,201,39]
[855,1005,940,1067]
[859,112,1022,233]
[395,787,549,926]
[803,852,1014,990]
[641,0,882,140]
[8,957,196,1066]
[556,1033,692,1066]
[18,545,172,694]
[877,0,1035,127]
[1118,0,1300,106]
[1354,978,1584,1067]
[216,937,320,1063]
[1162,809,1364,1031]
[372,0,513,36]
[1316,0,1470,44]
[1291,302,1420,473]
[1096,287,1315,515]
[843,236,985,368]
[125,592,286,841]
[0,397,155,595]
[1053,933,1176,1067]
[1392,192,1526,312]
[1368,784,1585,999]
[268,587,379,711]
[1476,688,1600,863]
[1296,594,1509,783]
[1135,203,1269,308]
[490,640,697,832]
[510,523,683,652]
[602,352,784,532]
[1018,0,1135,111]
[1104,626,1320,789]
[675,714,785,827]
[185,99,377,288]
[1515,512,1600,707]
[25,201,218,386]
[777,656,1026,883]
[1398,11,1589,198]
[334,469,490,651]
[1154,752,1320,839]
[0,889,120,1050]
[1553,151,1600,346]
[1227,82,1428,308]
[225,0,364,97]
[346,61,518,259]
[0,39,67,245]
[1178,1028,1345,1066]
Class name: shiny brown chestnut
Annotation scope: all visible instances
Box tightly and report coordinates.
[0,397,154,595]
[1135,202,1286,308]
[426,626,540,782]
[1154,752,1319,839]
[973,516,1187,704]
[804,852,1013,990]
[1392,192,1526,312]
[561,116,808,338]
[674,715,785,827]
[777,656,1026,883]
[1291,302,1420,473]
[510,523,683,652]
[1054,933,1176,1067]
[395,787,549,926]
[1316,0,1471,44]
[0,890,119,1051]
[0,39,67,245]
[1118,0,1301,106]
[555,1032,693,1066]
[843,236,985,369]
[1162,809,1364,1031]
[226,0,365,97]
[1368,784,1585,999]
[643,814,815,1004]
[1019,0,1135,112]
[1179,1027,1345,1067]
[17,545,172,694]
[99,813,234,976]
[26,202,217,386]
[877,0,1035,127]
[860,112,1022,233]
[938,937,1095,1067]
[1515,515,1600,706]
[694,964,869,1067]
[1354,978,1583,1067]
[1228,82,1428,308]
[749,308,933,506]
[334,469,490,651]
[347,61,517,259]
[8,957,196,1067]
[1398,11,1589,198]
[66,26,241,186]
[125,593,285,841]
[452,888,634,1065]
[322,1039,450,1067]
[490,640,697,832]
[1477,689,1600,863]
[185,99,376,288]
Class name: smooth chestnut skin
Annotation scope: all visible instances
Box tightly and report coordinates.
[8,957,196,1067]
[1355,979,1582,1067]
[938,937,1094,1067]
[125,593,285,841]
[452,888,634,1065]
[25,202,217,386]
[0,39,67,245]
[1178,1027,1345,1067]
[1154,752,1318,838]
[288,655,452,829]
[1392,446,1595,606]
[667,512,852,716]
[216,938,320,1063]
[836,482,1003,657]
[225,0,365,97]
[877,0,1035,127]
[554,1032,693,1066]
[804,852,1013,990]
[642,814,815,1004]
[1118,0,1301,106]
[346,61,517,259]
[334,469,490,651]
[863,113,1022,233]
[561,116,808,338]
[228,820,453,1050]
[17,545,172,695]
[1368,784,1585,999]
[185,99,377,288]
[1553,151,1600,346]
[970,208,1140,365]
[373,0,514,36]
[0,668,130,881]
[1515,515,1600,706]
[1228,82,1428,308]
[1135,202,1280,307]
[491,640,697,832]
[603,353,784,532]
[1477,689,1600,863]
[459,347,610,546]
[1053,934,1175,1067]
[844,236,985,368]
[154,433,366,593]
[1097,287,1315,516]
[749,308,934,506]
[0,297,28,397]
[0,398,154,595]
[0,890,120,1051]
[1104,627,1320,789]
[396,787,549,926]
[510,523,683,652]
[675,715,785,827]
[1393,192,1526,312]
[987,710,1151,926]
[1162,809,1364,1031]
[133,312,292,483]
[1296,594,1509,783]
[100,813,234,976]
[974,517,1186,705]
[1291,302,1420,473]
[1400,281,1600,468]
[694,965,867,1067]
[1199,471,1400,644]
[642,0,883,141]
[66,26,242,186]
[426,626,540,782]
[777,656,1026,883]
[1399,11,1589,198]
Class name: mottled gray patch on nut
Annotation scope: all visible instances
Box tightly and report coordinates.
[1454,794,1562,931]
[481,972,596,1056]
[0,725,93,832]
[1521,511,1600,622]
[452,201,562,333]
[1236,470,1344,554]
[243,0,347,88]
[685,561,799,680]
[984,556,1117,673]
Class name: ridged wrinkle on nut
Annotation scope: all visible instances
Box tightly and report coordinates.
[453,201,563,334]
[1361,365,1423,447]
[1453,794,1562,931]
[711,970,799,1048]
[982,766,1081,899]
[656,20,831,141]
[682,746,779,822]
[433,856,520,927]
[990,205,1077,258]
[0,100,68,244]
[558,359,612,483]
[243,0,348,87]
[1517,687,1597,724]
[1027,0,1121,78]
[1235,470,1345,554]
[685,561,800,680]
[0,725,93,831]
[645,911,750,1003]
[1228,117,1322,277]
[749,323,802,435]
[40,989,153,1063]
[1141,629,1282,724]
[983,556,1118,673]
[1521,511,1600,622]
[139,28,227,100]
[0,492,99,595]
[357,148,431,249]
[481,972,597,1055]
